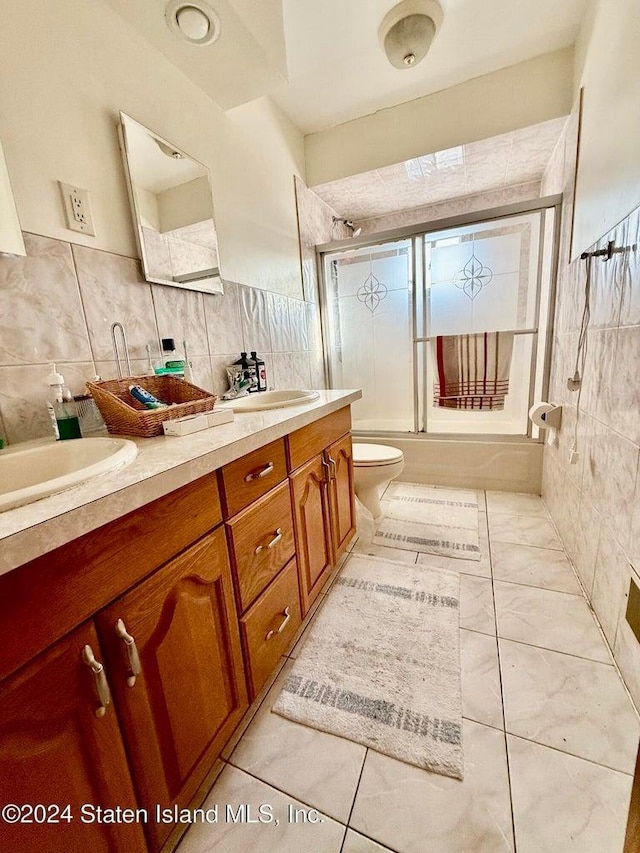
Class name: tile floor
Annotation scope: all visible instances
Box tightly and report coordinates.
[178,489,639,853]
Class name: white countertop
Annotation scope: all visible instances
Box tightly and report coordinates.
[0,390,361,577]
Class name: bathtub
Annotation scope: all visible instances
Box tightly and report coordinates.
[352,433,543,494]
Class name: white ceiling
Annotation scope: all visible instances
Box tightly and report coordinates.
[312,117,567,221]
[104,0,288,110]
[105,0,587,134]
[272,0,588,132]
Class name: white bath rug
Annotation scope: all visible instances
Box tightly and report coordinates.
[373,482,480,561]
[272,553,463,780]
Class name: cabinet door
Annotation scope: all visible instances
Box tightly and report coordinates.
[97,527,248,852]
[0,622,146,853]
[291,453,334,615]
[326,433,356,560]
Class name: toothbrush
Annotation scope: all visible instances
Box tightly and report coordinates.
[183,339,194,383]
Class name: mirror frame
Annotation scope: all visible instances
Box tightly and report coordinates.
[0,140,26,257]
[118,112,223,295]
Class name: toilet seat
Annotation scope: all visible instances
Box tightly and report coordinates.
[352,443,404,467]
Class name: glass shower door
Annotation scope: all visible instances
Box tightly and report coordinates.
[416,208,555,436]
[322,239,414,431]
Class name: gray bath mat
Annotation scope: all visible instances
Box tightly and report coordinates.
[272,553,463,780]
[373,482,480,561]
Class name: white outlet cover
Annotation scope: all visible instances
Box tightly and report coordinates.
[59,181,95,236]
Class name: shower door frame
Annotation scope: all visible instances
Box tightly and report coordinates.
[317,194,562,443]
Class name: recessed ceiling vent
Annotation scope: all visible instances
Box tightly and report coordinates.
[379,0,443,69]
[165,0,221,46]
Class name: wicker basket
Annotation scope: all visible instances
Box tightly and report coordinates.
[86,375,217,437]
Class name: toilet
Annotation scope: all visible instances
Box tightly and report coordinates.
[352,443,405,521]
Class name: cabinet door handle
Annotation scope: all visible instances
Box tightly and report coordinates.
[321,457,331,483]
[82,644,111,718]
[115,618,142,688]
[328,455,337,480]
[254,528,282,554]
[245,462,274,482]
[265,606,291,640]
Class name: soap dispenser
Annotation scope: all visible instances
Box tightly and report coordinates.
[46,363,81,440]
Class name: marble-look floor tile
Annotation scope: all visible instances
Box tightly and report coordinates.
[459,575,496,635]
[178,765,345,853]
[220,656,288,761]
[491,542,581,594]
[494,581,610,663]
[486,491,549,518]
[416,550,490,578]
[461,629,503,729]
[350,720,514,853]
[500,639,639,772]
[508,735,633,853]
[487,492,549,518]
[489,513,563,550]
[229,661,366,824]
[342,829,396,853]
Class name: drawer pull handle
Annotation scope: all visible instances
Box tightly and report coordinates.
[115,618,142,688]
[265,606,291,640]
[82,644,111,718]
[328,455,337,480]
[254,528,283,554]
[245,462,274,482]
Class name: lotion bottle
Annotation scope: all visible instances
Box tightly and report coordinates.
[47,364,81,440]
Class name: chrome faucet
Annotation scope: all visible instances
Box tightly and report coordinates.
[222,372,255,400]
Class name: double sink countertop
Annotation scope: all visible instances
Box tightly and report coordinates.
[0,390,361,578]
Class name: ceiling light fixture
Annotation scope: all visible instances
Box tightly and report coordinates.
[332,217,362,238]
[165,0,221,46]
[379,0,443,70]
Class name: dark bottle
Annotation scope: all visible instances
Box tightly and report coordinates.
[251,351,267,392]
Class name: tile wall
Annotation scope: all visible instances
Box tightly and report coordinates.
[0,231,325,445]
[541,106,640,707]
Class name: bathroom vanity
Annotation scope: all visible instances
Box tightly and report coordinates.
[0,390,359,853]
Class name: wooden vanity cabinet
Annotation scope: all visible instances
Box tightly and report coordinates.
[0,621,146,853]
[221,441,303,699]
[0,404,356,852]
[326,432,357,559]
[96,526,247,852]
[288,410,356,615]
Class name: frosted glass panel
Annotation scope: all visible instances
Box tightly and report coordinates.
[423,211,545,435]
[324,240,413,431]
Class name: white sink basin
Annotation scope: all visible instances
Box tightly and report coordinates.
[0,437,138,512]
[219,389,320,412]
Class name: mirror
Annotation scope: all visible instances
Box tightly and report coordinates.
[118,112,223,294]
[0,140,26,257]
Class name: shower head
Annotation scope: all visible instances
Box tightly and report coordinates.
[332,216,362,238]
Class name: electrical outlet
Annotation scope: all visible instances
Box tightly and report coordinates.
[59,181,95,236]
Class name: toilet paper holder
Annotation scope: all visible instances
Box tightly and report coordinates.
[529,402,563,430]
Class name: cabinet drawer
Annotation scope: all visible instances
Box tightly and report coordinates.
[287,407,352,471]
[226,481,296,612]
[240,558,302,698]
[219,439,287,517]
